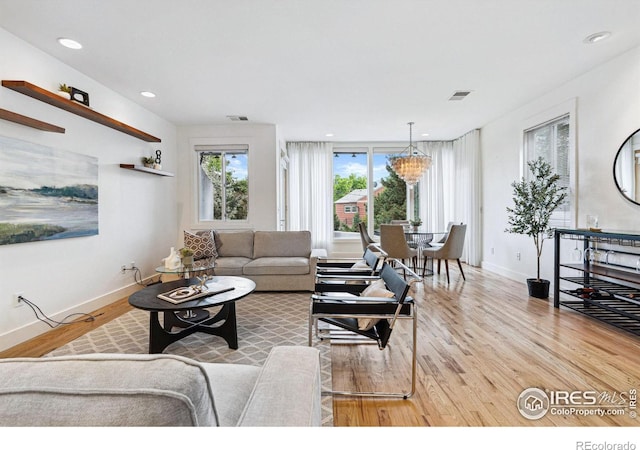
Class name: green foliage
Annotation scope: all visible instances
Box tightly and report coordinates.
[333,173,367,201]
[201,154,248,220]
[505,157,568,280]
[58,83,71,93]
[373,164,406,229]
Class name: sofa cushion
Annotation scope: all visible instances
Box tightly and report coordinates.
[243,257,310,276]
[184,230,218,260]
[200,363,261,426]
[0,354,218,426]
[216,231,254,258]
[213,256,253,276]
[253,231,311,259]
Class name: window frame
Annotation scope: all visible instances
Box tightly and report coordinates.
[520,99,577,229]
[190,138,251,228]
[332,144,411,240]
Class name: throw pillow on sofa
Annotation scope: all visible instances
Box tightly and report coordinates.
[184,230,218,260]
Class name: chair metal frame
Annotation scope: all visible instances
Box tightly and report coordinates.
[309,262,417,399]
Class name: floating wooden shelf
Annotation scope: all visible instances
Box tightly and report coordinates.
[119,164,174,177]
[2,80,161,142]
[0,107,65,133]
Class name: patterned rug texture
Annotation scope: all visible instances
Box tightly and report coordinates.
[47,291,333,426]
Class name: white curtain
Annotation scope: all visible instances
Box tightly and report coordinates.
[286,142,333,249]
[418,129,482,266]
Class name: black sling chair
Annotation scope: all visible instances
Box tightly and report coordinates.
[315,247,385,284]
[309,262,417,399]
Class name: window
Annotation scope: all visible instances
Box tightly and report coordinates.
[195,145,248,222]
[332,147,409,238]
[523,114,571,227]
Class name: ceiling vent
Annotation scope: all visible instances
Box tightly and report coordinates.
[449,91,472,101]
[226,115,248,121]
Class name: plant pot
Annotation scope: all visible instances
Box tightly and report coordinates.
[527,278,550,299]
[57,91,71,100]
[181,256,194,267]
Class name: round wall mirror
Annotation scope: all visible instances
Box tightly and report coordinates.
[613,128,640,206]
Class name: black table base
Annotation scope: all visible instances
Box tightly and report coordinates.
[148,303,238,354]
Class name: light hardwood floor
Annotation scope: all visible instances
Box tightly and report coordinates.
[2,265,639,426]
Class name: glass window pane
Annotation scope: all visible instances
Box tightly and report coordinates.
[372,151,406,230]
[333,152,367,237]
[198,150,248,221]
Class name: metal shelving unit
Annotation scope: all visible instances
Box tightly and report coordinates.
[554,228,640,336]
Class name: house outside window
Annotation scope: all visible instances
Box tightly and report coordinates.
[195,145,248,222]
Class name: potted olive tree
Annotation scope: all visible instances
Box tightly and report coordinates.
[505,157,567,299]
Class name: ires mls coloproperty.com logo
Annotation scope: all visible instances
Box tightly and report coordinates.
[517,387,638,420]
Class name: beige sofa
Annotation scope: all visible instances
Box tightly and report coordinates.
[212,230,324,291]
[0,346,321,427]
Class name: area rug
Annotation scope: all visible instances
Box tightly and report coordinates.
[46,291,333,426]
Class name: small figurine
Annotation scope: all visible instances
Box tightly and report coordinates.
[196,274,211,290]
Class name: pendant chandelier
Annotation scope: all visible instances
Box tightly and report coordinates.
[389,122,432,186]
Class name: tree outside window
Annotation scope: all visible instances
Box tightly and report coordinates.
[198,150,248,221]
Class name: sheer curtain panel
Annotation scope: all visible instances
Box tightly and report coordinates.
[286,142,333,249]
[418,129,481,266]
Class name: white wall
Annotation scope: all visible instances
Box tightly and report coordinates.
[176,123,279,240]
[0,28,178,351]
[481,46,640,283]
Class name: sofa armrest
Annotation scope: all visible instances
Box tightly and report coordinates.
[236,346,322,426]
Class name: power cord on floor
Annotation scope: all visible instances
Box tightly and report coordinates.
[18,295,102,328]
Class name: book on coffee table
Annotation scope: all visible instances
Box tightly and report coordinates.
[157,286,235,304]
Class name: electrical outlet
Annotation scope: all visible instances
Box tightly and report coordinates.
[516,252,521,261]
[490,247,495,255]
[13,292,24,308]
[130,261,136,269]
[121,265,126,273]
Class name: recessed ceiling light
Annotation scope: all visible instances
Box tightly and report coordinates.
[57,37,82,49]
[421,133,430,137]
[140,91,156,98]
[325,133,334,137]
[583,31,611,44]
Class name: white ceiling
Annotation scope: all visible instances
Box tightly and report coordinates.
[1,0,639,141]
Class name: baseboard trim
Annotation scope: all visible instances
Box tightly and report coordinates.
[0,277,153,352]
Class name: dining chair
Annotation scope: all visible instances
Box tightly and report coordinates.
[379,224,418,274]
[422,224,467,282]
[357,222,378,252]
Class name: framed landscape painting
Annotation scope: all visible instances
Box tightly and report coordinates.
[0,135,98,246]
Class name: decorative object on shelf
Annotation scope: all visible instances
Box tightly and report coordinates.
[154,149,162,170]
[505,157,568,299]
[389,122,432,187]
[179,247,194,266]
[141,156,155,168]
[57,83,71,100]
[70,86,90,106]
[163,247,181,270]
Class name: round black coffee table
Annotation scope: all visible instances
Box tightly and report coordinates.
[128,276,256,354]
